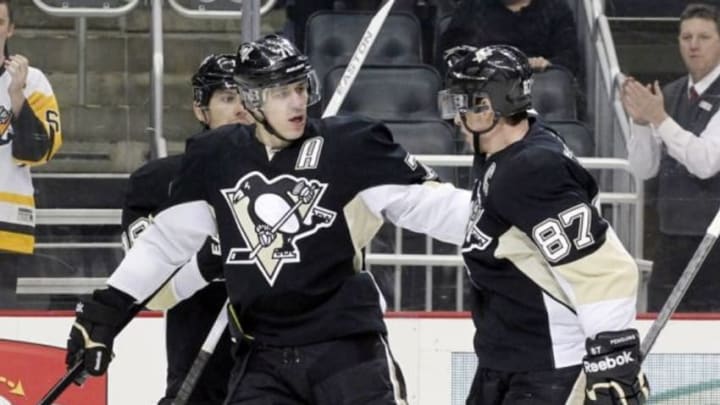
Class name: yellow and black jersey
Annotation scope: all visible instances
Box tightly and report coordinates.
[0,66,62,253]
[463,118,638,371]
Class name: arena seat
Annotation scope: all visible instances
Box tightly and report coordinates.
[433,13,454,72]
[532,66,578,120]
[546,119,595,157]
[385,119,458,183]
[322,64,442,121]
[305,10,423,84]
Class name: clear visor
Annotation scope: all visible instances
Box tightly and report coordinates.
[438,89,468,120]
[242,71,321,109]
[437,89,490,119]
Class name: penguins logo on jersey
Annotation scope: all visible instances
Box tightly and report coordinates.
[221,172,337,286]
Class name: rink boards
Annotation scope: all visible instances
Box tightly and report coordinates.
[0,312,718,404]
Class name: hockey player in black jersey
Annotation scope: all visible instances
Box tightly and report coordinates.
[65,34,470,404]
[439,44,650,404]
[120,53,252,404]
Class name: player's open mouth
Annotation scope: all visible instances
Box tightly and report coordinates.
[290,116,304,123]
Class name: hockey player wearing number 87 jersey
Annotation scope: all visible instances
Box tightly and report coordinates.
[439,44,649,404]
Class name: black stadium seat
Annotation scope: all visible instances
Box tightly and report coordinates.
[385,119,457,183]
[322,64,443,121]
[433,13,454,72]
[305,11,423,84]
[546,119,595,157]
[532,66,578,120]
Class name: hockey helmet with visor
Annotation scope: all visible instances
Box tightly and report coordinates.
[234,34,320,109]
[439,44,533,120]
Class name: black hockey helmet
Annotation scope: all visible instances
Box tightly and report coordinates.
[234,34,320,108]
[192,53,238,107]
[439,44,533,119]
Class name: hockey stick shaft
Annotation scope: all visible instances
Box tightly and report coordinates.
[321,0,396,118]
[640,208,720,358]
[172,299,230,405]
[39,360,84,405]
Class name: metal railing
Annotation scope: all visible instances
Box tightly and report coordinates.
[31,0,276,160]
[22,155,644,311]
[167,0,276,19]
[31,0,141,17]
[578,0,644,257]
[31,0,142,106]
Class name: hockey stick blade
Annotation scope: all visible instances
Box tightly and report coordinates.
[321,0,396,118]
[640,208,720,358]
[172,300,230,405]
[38,361,86,405]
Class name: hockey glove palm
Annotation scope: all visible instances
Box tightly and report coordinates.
[583,329,649,405]
[66,287,135,377]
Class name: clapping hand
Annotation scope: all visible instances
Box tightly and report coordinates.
[621,77,668,127]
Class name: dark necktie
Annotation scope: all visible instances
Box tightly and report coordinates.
[689,86,700,103]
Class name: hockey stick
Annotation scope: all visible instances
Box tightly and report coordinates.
[39,300,146,405]
[640,208,720,358]
[39,269,181,405]
[172,299,229,405]
[170,3,398,402]
[39,360,84,405]
[321,0,397,118]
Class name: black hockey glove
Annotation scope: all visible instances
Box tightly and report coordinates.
[583,329,649,405]
[66,287,135,377]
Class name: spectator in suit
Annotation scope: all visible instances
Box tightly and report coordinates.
[623,3,720,311]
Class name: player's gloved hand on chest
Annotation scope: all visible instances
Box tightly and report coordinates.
[66,287,135,377]
[583,328,649,404]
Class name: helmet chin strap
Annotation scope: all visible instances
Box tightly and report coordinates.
[199,107,211,130]
[247,108,295,144]
[460,112,500,154]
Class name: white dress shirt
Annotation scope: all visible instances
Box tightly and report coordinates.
[628,62,720,180]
